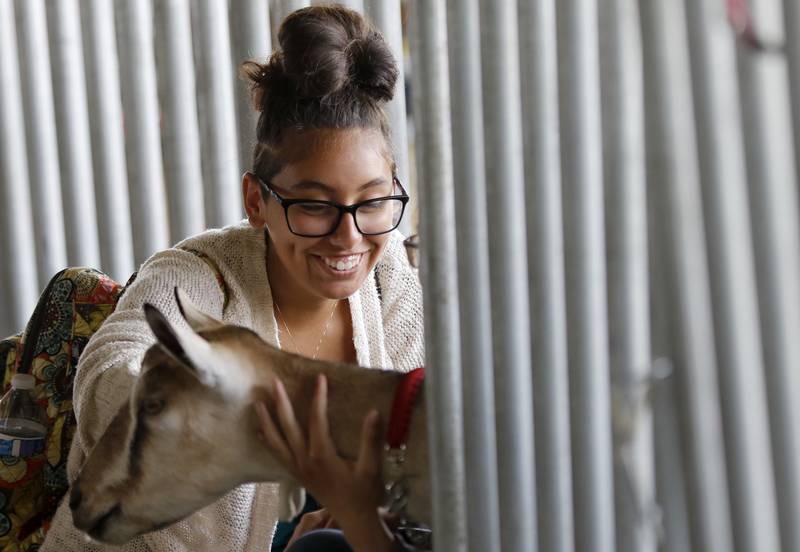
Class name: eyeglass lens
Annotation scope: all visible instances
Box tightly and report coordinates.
[287,198,405,236]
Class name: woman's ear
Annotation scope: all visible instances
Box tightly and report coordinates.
[243,172,267,228]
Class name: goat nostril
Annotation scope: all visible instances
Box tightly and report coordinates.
[69,487,82,511]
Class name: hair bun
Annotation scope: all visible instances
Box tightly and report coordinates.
[275,6,397,101]
[346,34,398,102]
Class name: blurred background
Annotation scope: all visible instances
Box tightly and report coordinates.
[1,1,799,551]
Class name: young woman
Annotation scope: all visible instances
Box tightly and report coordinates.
[41,6,424,552]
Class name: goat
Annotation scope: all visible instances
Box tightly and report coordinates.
[68,289,430,545]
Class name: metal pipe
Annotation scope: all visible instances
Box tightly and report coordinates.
[118,0,169,264]
[155,0,206,243]
[651,362,693,552]
[46,0,101,268]
[648,192,691,552]
[336,0,363,13]
[230,0,271,176]
[598,0,654,550]
[783,0,800,181]
[737,1,800,550]
[686,1,783,551]
[279,0,309,17]
[639,0,734,549]
[445,0,500,550]
[0,0,39,335]
[409,1,466,550]
[554,0,615,549]
[478,1,537,551]
[82,0,135,282]
[517,0,573,550]
[365,0,411,236]
[196,0,243,228]
[14,0,67,287]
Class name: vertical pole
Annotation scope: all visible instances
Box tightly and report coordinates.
[118,0,169,264]
[783,0,800,180]
[479,1,537,551]
[555,0,615,549]
[639,0,734,549]
[336,0,363,13]
[518,0,574,551]
[409,2,466,551]
[598,0,655,551]
[365,0,411,236]
[14,0,67,287]
[82,0,135,282]
[687,1,784,551]
[0,0,38,335]
[280,0,309,16]
[155,0,206,242]
[196,0,242,228]
[445,0,501,550]
[46,0,101,268]
[230,0,271,176]
[737,1,800,550]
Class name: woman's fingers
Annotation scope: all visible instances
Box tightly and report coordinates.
[273,378,308,462]
[254,401,293,465]
[355,409,382,480]
[287,509,331,547]
[308,375,336,460]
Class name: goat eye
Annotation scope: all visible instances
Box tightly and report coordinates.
[142,399,165,416]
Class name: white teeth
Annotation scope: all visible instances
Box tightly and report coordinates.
[322,254,361,271]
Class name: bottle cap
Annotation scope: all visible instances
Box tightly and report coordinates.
[11,374,35,390]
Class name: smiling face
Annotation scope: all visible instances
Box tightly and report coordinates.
[244,128,397,301]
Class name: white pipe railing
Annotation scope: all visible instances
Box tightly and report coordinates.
[478,1,538,551]
[639,0,734,549]
[598,0,654,550]
[737,1,800,550]
[0,0,39,332]
[230,0,271,177]
[518,0,574,549]
[16,0,67,288]
[688,1,783,551]
[196,0,242,229]
[82,0,135,283]
[556,0,615,550]
[48,0,101,269]
[445,0,501,550]
[155,0,206,244]
[118,0,169,265]
[410,2,466,551]
[783,0,800,180]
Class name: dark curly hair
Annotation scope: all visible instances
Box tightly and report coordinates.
[241,5,399,182]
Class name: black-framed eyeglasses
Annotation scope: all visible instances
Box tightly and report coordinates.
[253,173,410,238]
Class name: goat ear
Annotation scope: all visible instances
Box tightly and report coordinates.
[143,303,189,361]
[174,287,223,333]
[143,303,220,388]
[277,481,306,522]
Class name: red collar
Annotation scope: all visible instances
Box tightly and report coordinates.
[386,368,425,449]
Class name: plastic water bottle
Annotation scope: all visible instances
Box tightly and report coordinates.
[0,374,47,457]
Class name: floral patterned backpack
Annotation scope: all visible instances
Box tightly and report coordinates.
[0,268,124,551]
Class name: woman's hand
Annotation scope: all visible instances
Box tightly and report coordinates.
[286,508,337,548]
[254,375,394,552]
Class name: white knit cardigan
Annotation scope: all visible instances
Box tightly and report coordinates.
[41,221,425,551]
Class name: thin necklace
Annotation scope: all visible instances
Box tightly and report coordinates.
[273,300,339,360]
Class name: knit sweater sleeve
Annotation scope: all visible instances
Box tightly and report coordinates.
[67,248,226,549]
[375,234,426,372]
